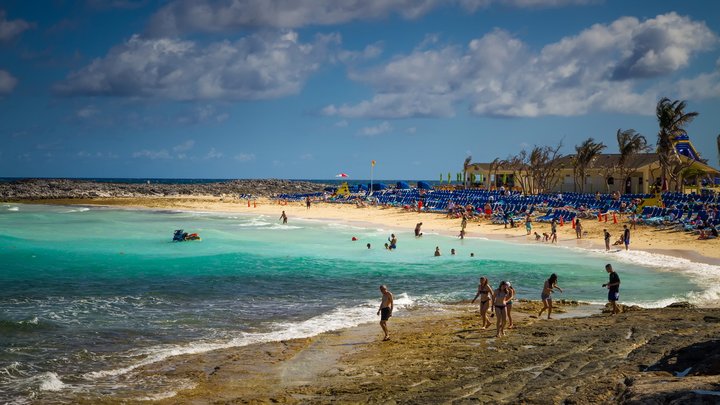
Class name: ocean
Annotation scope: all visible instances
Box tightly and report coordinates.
[1,203,719,403]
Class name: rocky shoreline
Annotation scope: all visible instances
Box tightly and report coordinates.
[0,178,330,200]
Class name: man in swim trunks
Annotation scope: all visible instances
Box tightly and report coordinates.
[377,285,394,341]
[623,225,630,251]
[389,234,397,249]
[602,264,621,315]
[414,222,423,237]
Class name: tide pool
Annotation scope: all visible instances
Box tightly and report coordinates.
[1,203,718,402]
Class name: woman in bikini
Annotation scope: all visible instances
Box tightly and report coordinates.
[505,282,516,329]
[538,273,563,319]
[493,281,510,337]
[471,277,495,329]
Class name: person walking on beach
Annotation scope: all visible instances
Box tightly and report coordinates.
[493,281,510,337]
[575,218,582,239]
[414,222,423,237]
[471,277,495,329]
[550,219,558,244]
[279,210,288,224]
[506,282,516,329]
[603,229,611,251]
[538,273,563,319]
[623,225,631,251]
[377,285,394,341]
[461,215,468,232]
[305,196,311,209]
[525,214,533,235]
[603,264,621,315]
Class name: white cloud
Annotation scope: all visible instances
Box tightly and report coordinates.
[173,140,195,152]
[177,105,230,124]
[358,121,392,136]
[0,10,34,42]
[204,148,223,159]
[76,105,99,118]
[406,127,417,134]
[234,153,256,162]
[0,69,18,95]
[76,151,119,159]
[145,0,596,36]
[334,120,348,127]
[55,31,339,100]
[132,149,171,159]
[323,12,718,118]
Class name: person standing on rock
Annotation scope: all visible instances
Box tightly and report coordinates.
[538,273,563,319]
[493,281,510,337]
[602,264,621,315]
[377,285,394,341]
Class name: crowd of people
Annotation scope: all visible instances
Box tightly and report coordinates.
[379,265,621,340]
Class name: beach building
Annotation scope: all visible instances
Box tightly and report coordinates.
[466,153,719,194]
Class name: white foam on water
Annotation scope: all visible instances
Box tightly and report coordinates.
[564,246,720,307]
[84,293,415,380]
[266,224,302,230]
[7,206,19,211]
[236,219,271,227]
[37,372,66,391]
[61,207,90,213]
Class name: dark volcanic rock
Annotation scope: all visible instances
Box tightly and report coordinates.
[0,179,330,200]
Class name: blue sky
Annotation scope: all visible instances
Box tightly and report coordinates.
[1,0,719,180]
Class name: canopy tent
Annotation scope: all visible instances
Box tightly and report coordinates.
[396,181,411,189]
[417,181,432,190]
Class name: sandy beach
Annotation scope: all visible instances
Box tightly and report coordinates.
[9,197,719,403]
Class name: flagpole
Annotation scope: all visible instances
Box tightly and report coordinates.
[370,161,374,197]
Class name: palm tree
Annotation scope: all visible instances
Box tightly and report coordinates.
[462,155,472,189]
[616,129,649,194]
[656,97,699,191]
[573,138,606,193]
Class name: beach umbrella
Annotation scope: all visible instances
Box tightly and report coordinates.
[335,173,349,178]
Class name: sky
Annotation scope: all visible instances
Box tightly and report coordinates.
[1,0,719,180]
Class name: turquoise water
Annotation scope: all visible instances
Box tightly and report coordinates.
[1,203,719,402]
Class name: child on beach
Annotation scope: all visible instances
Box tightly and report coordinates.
[538,273,563,319]
[471,277,495,330]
